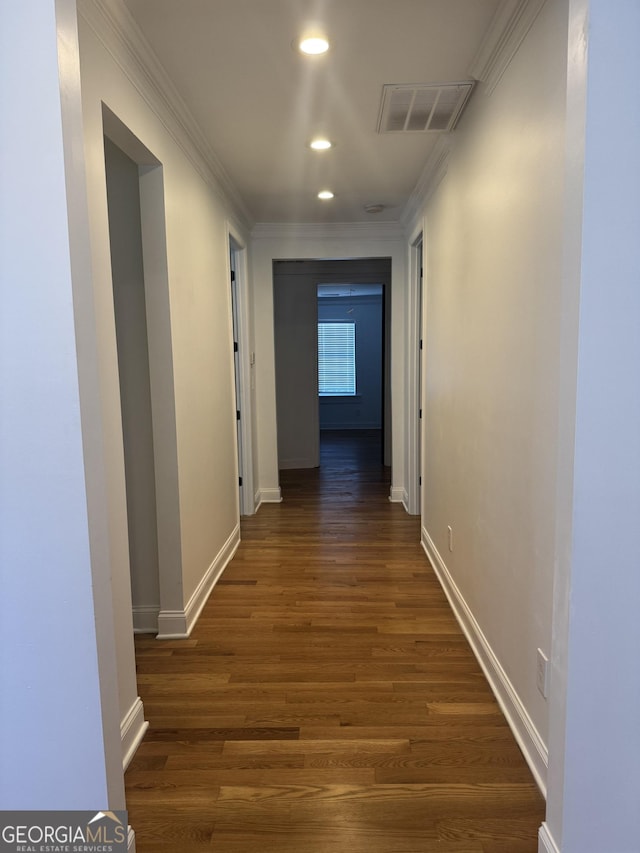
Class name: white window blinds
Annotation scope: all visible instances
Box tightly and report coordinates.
[318,321,356,396]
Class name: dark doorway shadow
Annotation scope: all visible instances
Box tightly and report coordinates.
[320,429,390,484]
[279,429,390,505]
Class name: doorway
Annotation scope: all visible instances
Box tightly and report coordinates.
[103,108,183,637]
[317,282,386,471]
[228,234,254,516]
[273,258,391,477]
[104,136,160,634]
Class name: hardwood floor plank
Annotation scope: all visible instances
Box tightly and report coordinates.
[164,754,305,772]
[123,816,215,850]
[198,830,484,853]
[126,430,544,851]
[437,817,547,847]
[222,739,411,756]
[298,725,515,741]
[128,767,376,788]
[143,726,300,741]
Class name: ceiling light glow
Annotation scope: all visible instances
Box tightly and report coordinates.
[310,139,332,150]
[299,36,329,55]
[318,190,334,200]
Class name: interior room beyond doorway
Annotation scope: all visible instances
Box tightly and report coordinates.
[273,258,392,477]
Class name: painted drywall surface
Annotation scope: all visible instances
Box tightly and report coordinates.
[420,0,567,750]
[250,229,406,498]
[77,12,245,712]
[545,1,640,849]
[319,296,383,430]
[273,274,319,469]
[104,138,161,618]
[78,21,158,731]
[0,0,117,808]
[163,155,239,598]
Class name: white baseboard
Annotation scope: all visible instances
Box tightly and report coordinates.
[258,487,282,503]
[121,696,148,770]
[389,486,405,503]
[127,826,136,852]
[421,526,548,797]
[157,524,240,639]
[156,608,189,639]
[132,604,159,634]
[538,822,560,853]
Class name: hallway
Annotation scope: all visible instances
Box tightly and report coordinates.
[125,431,544,851]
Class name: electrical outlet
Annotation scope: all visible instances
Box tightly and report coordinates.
[537,648,549,699]
[447,525,453,552]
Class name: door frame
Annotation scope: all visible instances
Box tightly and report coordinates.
[406,227,424,516]
[103,105,184,636]
[273,258,391,477]
[227,227,255,515]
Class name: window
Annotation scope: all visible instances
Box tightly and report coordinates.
[318,321,356,396]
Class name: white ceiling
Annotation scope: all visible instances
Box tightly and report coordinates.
[121,0,502,224]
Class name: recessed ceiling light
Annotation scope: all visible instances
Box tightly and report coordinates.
[310,138,332,151]
[299,36,329,55]
[318,190,334,200]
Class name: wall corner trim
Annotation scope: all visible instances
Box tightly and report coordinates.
[78,0,252,230]
[468,0,548,94]
[132,604,160,634]
[157,524,241,639]
[389,486,406,505]
[400,490,415,515]
[258,487,283,504]
[422,525,548,797]
[120,696,148,770]
[538,823,560,853]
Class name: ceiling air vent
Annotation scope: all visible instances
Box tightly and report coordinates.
[377,82,474,134]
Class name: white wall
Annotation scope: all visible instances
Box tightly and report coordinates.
[0,0,122,809]
[77,0,247,737]
[542,1,640,850]
[250,225,407,503]
[417,0,568,788]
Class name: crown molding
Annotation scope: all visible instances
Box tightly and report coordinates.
[78,0,253,231]
[469,0,548,94]
[401,135,451,232]
[251,221,405,243]
[401,0,548,230]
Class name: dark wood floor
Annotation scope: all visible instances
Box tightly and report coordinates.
[126,430,544,851]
